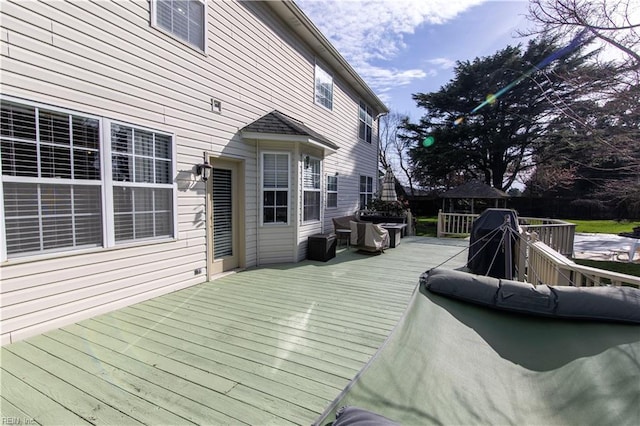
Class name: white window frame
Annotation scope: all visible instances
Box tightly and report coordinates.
[359,101,373,143]
[105,119,178,246]
[261,152,290,226]
[314,62,334,111]
[0,96,177,261]
[326,175,338,209]
[359,175,374,210]
[150,0,207,53]
[302,156,321,223]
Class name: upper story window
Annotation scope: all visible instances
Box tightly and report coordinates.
[0,98,177,260]
[302,157,321,222]
[314,63,333,110]
[327,175,338,208]
[262,152,289,225]
[152,0,206,52]
[359,101,373,143]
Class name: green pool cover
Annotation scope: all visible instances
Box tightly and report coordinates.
[316,271,640,425]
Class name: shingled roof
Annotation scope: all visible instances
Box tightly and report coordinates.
[241,110,339,151]
[440,181,509,199]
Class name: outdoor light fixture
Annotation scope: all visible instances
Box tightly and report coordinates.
[304,155,310,169]
[196,160,213,182]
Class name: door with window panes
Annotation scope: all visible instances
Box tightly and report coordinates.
[208,158,240,275]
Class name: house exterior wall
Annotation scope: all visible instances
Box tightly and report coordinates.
[0,0,384,345]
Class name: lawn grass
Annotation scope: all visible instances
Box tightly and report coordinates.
[573,259,640,277]
[415,216,438,237]
[566,219,640,234]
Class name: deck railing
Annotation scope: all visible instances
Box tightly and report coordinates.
[437,212,576,255]
[436,212,477,238]
[437,211,639,288]
[519,237,640,288]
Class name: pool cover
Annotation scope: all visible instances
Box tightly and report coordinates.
[315,270,640,425]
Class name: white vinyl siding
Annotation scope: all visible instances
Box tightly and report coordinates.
[327,175,337,208]
[302,157,320,221]
[0,98,176,260]
[360,175,374,210]
[0,0,382,344]
[151,0,206,52]
[262,152,289,225]
[314,63,333,110]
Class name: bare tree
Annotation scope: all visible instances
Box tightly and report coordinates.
[379,111,418,195]
[525,0,640,67]
[523,0,640,216]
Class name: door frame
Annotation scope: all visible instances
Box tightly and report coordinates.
[206,155,245,280]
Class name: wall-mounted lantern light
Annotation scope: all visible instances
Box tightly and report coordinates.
[304,155,310,169]
[196,160,213,182]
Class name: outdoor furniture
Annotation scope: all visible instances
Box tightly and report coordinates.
[618,227,640,262]
[379,223,407,248]
[307,233,337,262]
[335,229,351,248]
[332,216,356,248]
[350,221,389,253]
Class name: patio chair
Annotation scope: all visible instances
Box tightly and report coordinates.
[350,221,389,253]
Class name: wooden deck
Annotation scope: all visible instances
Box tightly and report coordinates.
[0,237,468,425]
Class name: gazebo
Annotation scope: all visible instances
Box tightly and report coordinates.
[440,181,509,214]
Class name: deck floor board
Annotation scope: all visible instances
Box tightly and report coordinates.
[0,237,468,424]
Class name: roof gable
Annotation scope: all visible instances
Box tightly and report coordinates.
[441,181,509,199]
[241,110,339,152]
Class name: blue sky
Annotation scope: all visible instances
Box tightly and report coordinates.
[296,0,532,120]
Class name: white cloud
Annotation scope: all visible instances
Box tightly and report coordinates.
[296,0,486,95]
[426,57,457,70]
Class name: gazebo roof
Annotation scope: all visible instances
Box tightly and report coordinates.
[440,181,509,199]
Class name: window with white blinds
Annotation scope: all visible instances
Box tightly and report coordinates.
[153,0,206,52]
[111,124,174,243]
[0,98,176,259]
[212,168,233,258]
[303,157,321,221]
[262,153,289,224]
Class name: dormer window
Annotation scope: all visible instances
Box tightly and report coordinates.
[152,0,206,52]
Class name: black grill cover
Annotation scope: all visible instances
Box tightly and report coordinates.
[467,209,519,279]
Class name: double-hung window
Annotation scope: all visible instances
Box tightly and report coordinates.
[359,101,373,143]
[302,157,321,221]
[359,175,374,210]
[327,175,338,208]
[262,153,289,224]
[314,63,333,110]
[152,0,206,52]
[110,124,174,242]
[0,98,176,260]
